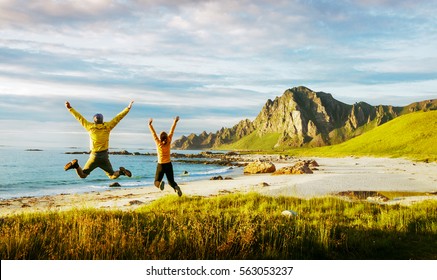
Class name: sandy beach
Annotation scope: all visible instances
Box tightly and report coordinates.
[1,156,437,216]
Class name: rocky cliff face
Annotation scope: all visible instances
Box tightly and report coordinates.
[174,119,255,150]
[172,86,437,150]
[253,87,351,147]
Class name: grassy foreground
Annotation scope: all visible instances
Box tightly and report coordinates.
[1,193,436,260]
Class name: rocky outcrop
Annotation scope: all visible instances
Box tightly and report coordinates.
[172,86,437,150]
[253,87,348,147]
[273,160,318,175]
[174,119,255,150]
[210,175,233,180]
[109,182,121,187]
[243,161,276,174]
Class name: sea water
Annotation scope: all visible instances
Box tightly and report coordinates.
[0,147,237,200]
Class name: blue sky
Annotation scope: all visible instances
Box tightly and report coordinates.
[0,0,436,149]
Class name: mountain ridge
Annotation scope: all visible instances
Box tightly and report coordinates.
[172,86,437,150]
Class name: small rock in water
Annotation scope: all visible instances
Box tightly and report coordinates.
[109,182,121,187]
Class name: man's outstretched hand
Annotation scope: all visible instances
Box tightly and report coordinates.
[128,101,134,109]
[65,101,71,109]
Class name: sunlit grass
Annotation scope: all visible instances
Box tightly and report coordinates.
[287,111,437,161]
[1,193,436,260]
[220,131,281,151]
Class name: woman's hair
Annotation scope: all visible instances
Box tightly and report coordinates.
[160,131,168,144]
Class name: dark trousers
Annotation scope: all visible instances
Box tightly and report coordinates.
[154,162,178,189]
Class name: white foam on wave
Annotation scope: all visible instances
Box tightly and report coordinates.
[186,166,232,176]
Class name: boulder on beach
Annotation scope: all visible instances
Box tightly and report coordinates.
[210,175,234,180]
[244,161,276,174]
[273,160,317,175]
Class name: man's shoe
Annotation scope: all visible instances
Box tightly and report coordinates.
[174,185,182,197]
[154,181,165,190]
[119,167,132,177]
[64,159,79,171]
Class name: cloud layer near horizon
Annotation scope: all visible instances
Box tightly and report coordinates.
[1,0,436,148]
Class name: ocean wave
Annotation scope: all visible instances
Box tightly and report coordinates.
[87,180,154,189]
[184,166,232,176]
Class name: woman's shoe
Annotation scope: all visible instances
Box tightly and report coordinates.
[174,185,182,197]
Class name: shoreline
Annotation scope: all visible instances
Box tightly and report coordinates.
[1,155,437,216]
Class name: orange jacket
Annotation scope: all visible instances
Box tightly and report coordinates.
[149,120,177,164]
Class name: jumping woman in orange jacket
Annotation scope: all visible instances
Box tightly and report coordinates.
[148,116,182,196]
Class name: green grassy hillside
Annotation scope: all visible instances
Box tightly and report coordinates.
[293,110,437,161]
[219,131,281,151]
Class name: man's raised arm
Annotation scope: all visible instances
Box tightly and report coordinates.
[107,101,134,130]
[65,101,91,129]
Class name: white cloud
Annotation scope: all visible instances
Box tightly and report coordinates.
[318,79,437,106]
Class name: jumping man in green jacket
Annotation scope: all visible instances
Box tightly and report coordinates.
[64,101,134,179]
